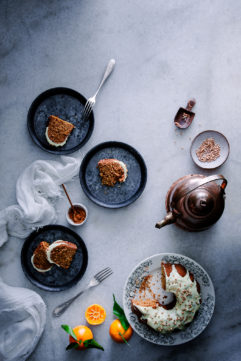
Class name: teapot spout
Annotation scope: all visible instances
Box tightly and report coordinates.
[155,212,176,229]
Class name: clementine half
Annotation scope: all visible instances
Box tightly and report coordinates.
[85,304,106,325]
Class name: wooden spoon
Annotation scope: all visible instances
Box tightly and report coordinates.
[61,184,75,213]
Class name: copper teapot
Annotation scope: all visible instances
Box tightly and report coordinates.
[155,174,227,232]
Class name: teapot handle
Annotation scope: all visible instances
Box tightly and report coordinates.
[176,174,227,200]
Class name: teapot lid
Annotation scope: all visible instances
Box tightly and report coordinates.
[185,187,219,217]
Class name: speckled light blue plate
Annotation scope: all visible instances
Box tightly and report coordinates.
[123,253,215,345]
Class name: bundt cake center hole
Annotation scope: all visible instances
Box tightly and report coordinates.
[160,293,177,309]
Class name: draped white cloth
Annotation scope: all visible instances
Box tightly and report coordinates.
[0,156,82,360]
[0,278,46,361]
[0,155,81,246]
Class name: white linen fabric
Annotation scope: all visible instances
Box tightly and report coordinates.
[0,155,81,246]
[0,278,46,361]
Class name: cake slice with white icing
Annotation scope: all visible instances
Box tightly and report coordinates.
[31,241,53,272]
[97,159,128,187]
[46,240,77,269]
[45,115,75,147]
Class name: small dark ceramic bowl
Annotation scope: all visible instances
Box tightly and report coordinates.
[190,130,230,169]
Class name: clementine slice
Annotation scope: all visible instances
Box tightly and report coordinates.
[85,304,106,325]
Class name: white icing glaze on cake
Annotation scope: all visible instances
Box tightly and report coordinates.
[134,264,201,333]
[45,127,69,147]
[114,160,128,181]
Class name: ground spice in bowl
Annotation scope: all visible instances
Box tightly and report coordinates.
[196,137,221,162]
[68,205,86,224]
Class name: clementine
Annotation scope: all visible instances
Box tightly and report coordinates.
[69,325,93,350]
[109,319,133,343]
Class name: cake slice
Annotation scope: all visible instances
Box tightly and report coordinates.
[97,159,128,187]
[31,241,53,272]
[46,240,77,269]
[45,115,75,147]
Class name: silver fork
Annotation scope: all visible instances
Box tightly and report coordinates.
[81,58,116,121]
[52,267,113,317]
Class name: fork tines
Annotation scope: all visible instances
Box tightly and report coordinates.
[95,267,113,282]
[82,101,93,121]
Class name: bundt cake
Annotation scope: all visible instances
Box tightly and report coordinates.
[45,115,75,147]
[31,241,53,272]
[132,262,201,333]
[97,159,128,186]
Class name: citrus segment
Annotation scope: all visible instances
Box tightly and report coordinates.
[85,304,106,325]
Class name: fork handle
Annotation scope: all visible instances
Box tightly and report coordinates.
[52,290,85,317]
[94,58,116,97]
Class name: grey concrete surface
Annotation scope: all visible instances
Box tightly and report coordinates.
[0,0,241,360]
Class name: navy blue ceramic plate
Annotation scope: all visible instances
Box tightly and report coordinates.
[21,225,88,291]
[79,141,147,208]
[27,87,94,154]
